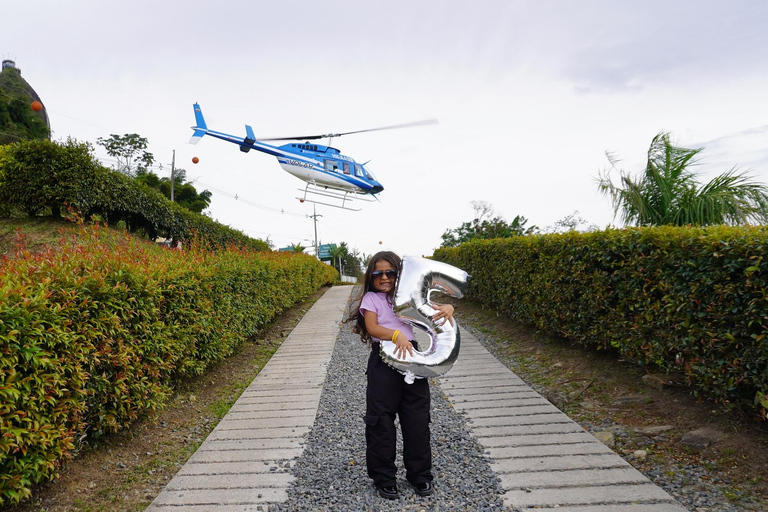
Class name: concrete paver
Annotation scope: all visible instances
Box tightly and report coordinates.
[441,329,686,510]
[146,286,352,512]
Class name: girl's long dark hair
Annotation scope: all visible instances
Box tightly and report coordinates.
[344,251,401,344]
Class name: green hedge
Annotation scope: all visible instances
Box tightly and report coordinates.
[0,139,267,251]
[434,226,768,417]
[0,225,337,505]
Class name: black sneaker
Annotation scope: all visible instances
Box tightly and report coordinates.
[377,485,399,500]
[413,481,433,496]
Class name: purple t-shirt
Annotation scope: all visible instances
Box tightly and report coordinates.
[360,291,415,343]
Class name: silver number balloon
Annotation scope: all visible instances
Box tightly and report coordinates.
[379,256,469,383]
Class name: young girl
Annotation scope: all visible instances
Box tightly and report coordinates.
[347,251,454,500]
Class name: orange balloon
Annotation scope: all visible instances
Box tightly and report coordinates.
[31,101,43,112]
[192,156,199,164]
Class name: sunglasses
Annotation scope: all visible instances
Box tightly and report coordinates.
[371,269,398,280]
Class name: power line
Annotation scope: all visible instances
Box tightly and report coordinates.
[88,153,308,219]
[32,108,353,249]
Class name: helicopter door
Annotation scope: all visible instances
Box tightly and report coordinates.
[343,162,351,175]
[324,159,339,172]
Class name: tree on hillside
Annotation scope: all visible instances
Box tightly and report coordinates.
[597,131,768,226]
[136,168,212,214]
[97,133,155,176]
[440,201,538,248]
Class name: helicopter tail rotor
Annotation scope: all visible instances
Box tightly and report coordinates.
[240,125,256,153]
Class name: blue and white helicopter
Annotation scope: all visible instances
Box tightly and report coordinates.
[190,103,435,210]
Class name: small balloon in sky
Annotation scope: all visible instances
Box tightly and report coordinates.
[192,156,199,164]
[31,101,43,111]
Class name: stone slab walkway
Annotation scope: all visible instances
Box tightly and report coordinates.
[146,286,352,512]
[148,285,687,511]
[442,334,687,511]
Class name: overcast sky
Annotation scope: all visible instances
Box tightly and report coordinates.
[3,1,768,258]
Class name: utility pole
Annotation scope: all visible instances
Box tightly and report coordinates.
[309,204,322,260]
[170,150,176,202]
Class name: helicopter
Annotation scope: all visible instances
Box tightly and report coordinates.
[189,103,436,210]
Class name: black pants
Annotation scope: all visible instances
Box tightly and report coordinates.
[364,344,432,487]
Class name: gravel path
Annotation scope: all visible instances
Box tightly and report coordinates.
[277,326,507,511]
[265,310,763,511]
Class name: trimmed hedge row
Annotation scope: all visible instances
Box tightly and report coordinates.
[0,139,268,251]
[434,226,768,417]
[0,225,337,505]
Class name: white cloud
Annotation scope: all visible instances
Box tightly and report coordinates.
[2,0,768,257]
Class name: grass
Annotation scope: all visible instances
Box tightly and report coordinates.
[0,217,80,256]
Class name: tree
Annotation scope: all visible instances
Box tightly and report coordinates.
[135,168,212,214]
[440,201,538,248]
[287,243,306,253]
[344,248,365,279]
[96,133,155,176]
[326,242,364,278]
[597,131,768,226]
[546,210,599,233]
[329,243,345,274]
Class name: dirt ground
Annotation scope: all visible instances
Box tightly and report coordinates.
[6,287,768,511]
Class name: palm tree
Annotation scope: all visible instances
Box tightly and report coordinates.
[329,243,348,275]
[597,131,768,226]
[287,242,306,253]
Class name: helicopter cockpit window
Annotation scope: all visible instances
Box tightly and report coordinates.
[354,164,364,177]
[363,164,377,181]
[343,163,350,174]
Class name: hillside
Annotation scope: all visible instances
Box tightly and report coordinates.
[0,217,84,257]
[0,63,50,144]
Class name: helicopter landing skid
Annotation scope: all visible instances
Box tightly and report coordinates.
[296,184,374,211]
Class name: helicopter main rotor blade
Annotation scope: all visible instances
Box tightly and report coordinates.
[258,118,438,142]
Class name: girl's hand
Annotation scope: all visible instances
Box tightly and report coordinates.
[394,336,414,359]
[431,303,455,326]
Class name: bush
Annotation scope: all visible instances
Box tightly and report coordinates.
[0,139,269,251]
[434,226,768,418]
[0,138,103,218]
[0,225,336,505]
